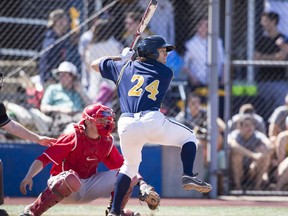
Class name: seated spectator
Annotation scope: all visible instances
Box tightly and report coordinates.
[18,70,44,110]
[228,114,273,190]
[175,93,207,129]
[274,116,288,190]
[39,9,70,87]
[40,61,92,134]
[0,101,55,145]
[228,103,266,134]
[268,93,288,145]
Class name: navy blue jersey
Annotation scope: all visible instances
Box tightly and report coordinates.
[100,58,173,113]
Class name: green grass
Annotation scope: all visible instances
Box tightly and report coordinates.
[2,204,288,216]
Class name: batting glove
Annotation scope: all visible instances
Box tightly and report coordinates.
[120,47,135,62]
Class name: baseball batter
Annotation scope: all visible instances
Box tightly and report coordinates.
[91,35,212,216]
[19,104,154,216]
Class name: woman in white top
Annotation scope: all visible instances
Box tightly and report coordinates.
[183,17,224,87]
[84,19,123,102]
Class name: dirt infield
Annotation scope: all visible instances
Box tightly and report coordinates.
[3,196,288,207]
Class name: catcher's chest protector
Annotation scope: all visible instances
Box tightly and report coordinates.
[63,124,113,179]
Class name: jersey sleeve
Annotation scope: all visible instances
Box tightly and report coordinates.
[99,59,124,83]
[0,102,11,127]
[102,145,124,170]
[37,133,76,167]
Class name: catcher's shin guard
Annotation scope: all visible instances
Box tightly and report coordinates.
[22,187,63,216]
[23,170,81,216]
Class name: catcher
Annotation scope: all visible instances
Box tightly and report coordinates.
[19,104,160,216]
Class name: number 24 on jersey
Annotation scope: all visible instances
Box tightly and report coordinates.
[128,75,159,101]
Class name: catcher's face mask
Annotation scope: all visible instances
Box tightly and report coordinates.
[82,104,115,136]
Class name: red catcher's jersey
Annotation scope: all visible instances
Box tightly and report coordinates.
[37,123,124,179]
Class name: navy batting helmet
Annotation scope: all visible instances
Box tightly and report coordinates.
[136,35,175,59]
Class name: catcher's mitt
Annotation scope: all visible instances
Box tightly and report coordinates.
[139,184,160,210]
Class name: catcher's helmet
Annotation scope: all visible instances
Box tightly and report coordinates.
[136,35,175,59]
[82,104,115,136]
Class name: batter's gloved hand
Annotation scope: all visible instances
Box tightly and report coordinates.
[120,47,135,62]
[139,183,160,210]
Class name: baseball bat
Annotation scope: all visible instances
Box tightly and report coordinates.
[130,0,158,50]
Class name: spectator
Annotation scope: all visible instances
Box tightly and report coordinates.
[66,6,82,74]
[268,93,288,145]
[40,61,92,133]
[183,17,224,90]
[0,102,55,146]
[264,0,288,36]
[228,114,273,190]
[103,0,145,42]
[228,103,267,134]
[253,11,288,122]
[84,19,123,102]
[274,116,288,190]
[254,12,287,79]
[175,93,207,129]
[255,12,285,60]
[39,9,70,87]
[78,18,96,91]
[121,11,153,48]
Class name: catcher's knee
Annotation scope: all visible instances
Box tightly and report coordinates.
[49,170,81,198]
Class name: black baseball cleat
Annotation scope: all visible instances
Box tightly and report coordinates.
[107,212,119,216]
[107,209,140,216]
[19,212,32,216]
[182,173,212,193]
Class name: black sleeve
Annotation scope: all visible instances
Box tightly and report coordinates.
[0,102,11,127]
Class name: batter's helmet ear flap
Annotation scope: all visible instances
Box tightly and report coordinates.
[136,35,175,60]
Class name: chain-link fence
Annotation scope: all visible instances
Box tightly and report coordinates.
[0,0,288,195]
[229,0,288,195]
